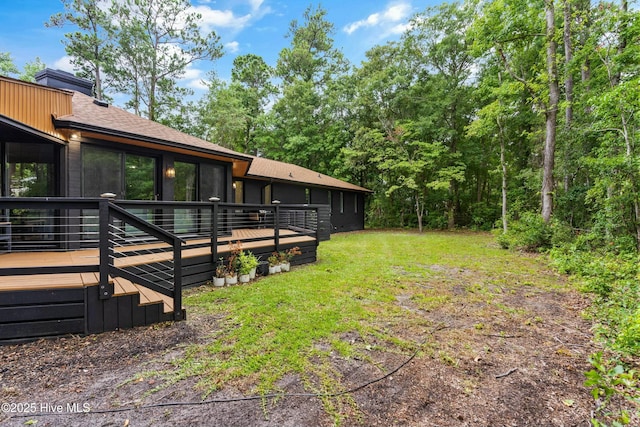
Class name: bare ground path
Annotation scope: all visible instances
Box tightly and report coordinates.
[0,234,598,426]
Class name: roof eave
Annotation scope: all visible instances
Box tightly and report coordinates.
[53,118,253,162]
[244,173,373,193]
[1,114,68,145]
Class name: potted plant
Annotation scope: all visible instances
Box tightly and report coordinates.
[237,250,254,283]
[213,257,226,287]
[268,253,281,274]
[246,251,260,279]
[225,244,241,285]
[280,246,301,272]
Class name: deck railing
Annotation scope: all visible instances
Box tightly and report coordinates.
[0,198,321,315]
[0,197,185,320]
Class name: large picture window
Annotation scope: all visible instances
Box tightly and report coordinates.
[82,145,156,200]
[6,142,58,246]
[7,142,56,197]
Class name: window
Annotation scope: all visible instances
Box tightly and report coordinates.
[125,154,155,200]
[173,161,198,234]
[82,146,122,197]
[174,161,197,201]
[6,142,58,245]
[305,188,310,204]
[82,145,156,200]
[200,163,225,201]
[340,192,344,214]
[233,181,244,204]
[263,184,272,204]
[354,194,358,214]
[7,142,57,197]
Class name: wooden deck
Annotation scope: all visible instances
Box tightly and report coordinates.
[0,228,316,312]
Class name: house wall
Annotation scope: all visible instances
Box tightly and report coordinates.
[272,182,307,204]
[0,77,73,140]
[230,179,366,234]
[329,190,365,232]
[66,138,233,202]
[243,179,264,204]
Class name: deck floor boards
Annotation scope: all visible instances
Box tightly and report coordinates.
[0,228,315,297]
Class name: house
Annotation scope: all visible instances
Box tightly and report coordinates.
[0,69,370,343]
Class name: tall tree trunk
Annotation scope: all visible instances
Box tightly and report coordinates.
[497,116,508,234]
[563,0,574,193]
[415,194,424,233]
[542,0,560,223]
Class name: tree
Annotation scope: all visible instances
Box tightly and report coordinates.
[47,0,115,99]
[269,4,350,174]
[0,52,19,77]
[403,2,476,229]
[473,0,561,223]
[109,0,222,121]
[197,76,247,151]
[19,57,46,83]
[230,54,276,154]
[541,0,560,223]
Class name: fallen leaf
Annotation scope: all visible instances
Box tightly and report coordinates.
[562,399,574,407]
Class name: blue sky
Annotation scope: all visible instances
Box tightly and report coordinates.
[0,0,438,96]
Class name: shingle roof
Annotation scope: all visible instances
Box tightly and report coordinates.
[247,156,372,193]
[55,92,250,160]
[55,91,371,193]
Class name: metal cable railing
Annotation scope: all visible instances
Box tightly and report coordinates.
[108,222,175,291]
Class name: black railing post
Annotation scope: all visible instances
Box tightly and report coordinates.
[273,200,281,252]
[173,235,183,320]
[209,197,220,263]
[98,194,114,300]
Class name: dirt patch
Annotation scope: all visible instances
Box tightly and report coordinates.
[0,280,599,426]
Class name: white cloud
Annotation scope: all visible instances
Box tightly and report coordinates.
[225,41,240,53]
[192,5,252,31]
[191,1,272,34]
[186,77,210,91]
[248,0,264,11]
[343,2,412,35]
[52,56,75,73]
[182,66,204,81]
[179,65,209,91]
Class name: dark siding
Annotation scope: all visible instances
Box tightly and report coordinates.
[316,205,331,241]
[0,288,85,342]
[244,180,264,204]
[67,139,82,197]
[310,188,330,205]
[272,183,306,204]
[330,191,364,233]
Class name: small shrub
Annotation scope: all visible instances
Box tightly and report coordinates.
[495,212,553,252]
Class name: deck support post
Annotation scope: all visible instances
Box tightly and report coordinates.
[172,236,183,320]
[98,196,113,300]
[209,197,220,264]
[273,200,280,252]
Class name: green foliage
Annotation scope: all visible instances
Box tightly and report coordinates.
[145,231,566,423]
[46,0,115,99]
[495,212,553,251]
[548,239,640,425]
[0,52,19,76]
[585,352,638,426]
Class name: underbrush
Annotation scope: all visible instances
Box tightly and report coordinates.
[497,216,640,425]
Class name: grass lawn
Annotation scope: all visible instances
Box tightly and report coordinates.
[142,230,573,422]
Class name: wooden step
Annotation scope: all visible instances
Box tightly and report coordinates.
[112,276,173,314]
